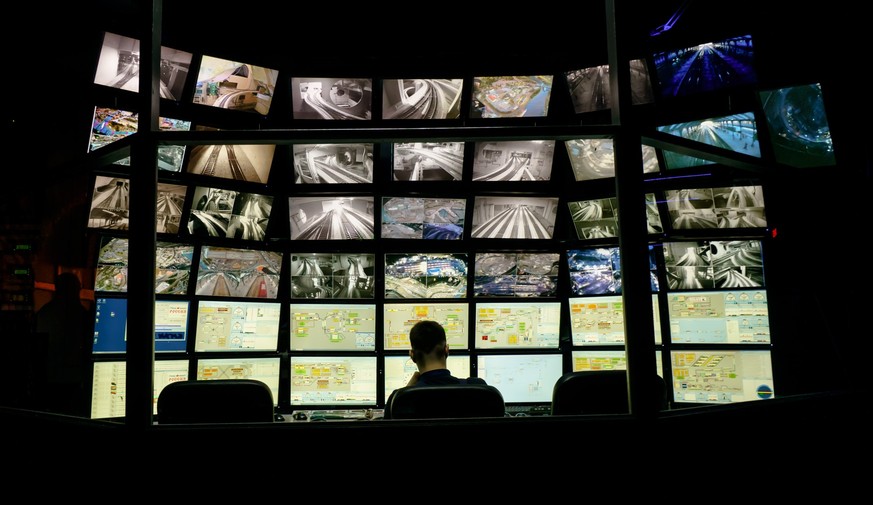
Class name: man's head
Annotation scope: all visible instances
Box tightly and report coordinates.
[409,320,448,365]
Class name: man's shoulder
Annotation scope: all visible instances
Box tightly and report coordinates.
[463,377,487,385]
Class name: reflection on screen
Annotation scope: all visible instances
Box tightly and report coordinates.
[477,354,564,404]
[383,355,471,399]
[91,360,189,418]
[474,302,561,348]
[671,350,774,403]
[289,303,377,351]
[92,298,190,353]
[667,290,770,343]
[194,300,281,351]
[289,356,378,406]
[383,303,469,349]
[569,295,662,345]
[197,357,281,406]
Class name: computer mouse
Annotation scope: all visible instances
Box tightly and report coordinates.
[274,413,285,422]
[292,411,308,421]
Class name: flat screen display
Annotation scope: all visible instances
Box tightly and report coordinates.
[474,302,561,348]
[657,112,761,159]
[289,303,377,351]
[568,295,662,345]
[288,196,375,240]
[292,143,374,184]
[568,193,663,239]
[156,182,187,234]
[290,253,375,299]
[157,118,193,172]
[392,142,465,181]
[571,350,663,377]
[187,186,274,240]
[663,240,764,290]
[95,237,194,294]
[473,251,559,297]
[471,140,555,181]
[565,139,660,181]
[567,246,659,296]
[193,300,281,351]
[94,31,192,100]
[476,353,564,404]
[289,356,378,406]
[90,359,190,418]
[653,34,756,98]
[384,253,468,299]
[758,82,836,167]
[564,58,654,113]
[667,289,770,344]
[383,303,469,350]
[291,77,372,120]
[383,355,471,399]
[89,107,137,153]
[184,144,275,183]
[470,196,558,239]
[196,356,282,406]
[664,186,766,230]
[193,55,278,115]
[195,245,282,298]
[88,176,130,230]
[670,350,774,404]
[382,78,463,120]
[381,196,466,240]
[92,298,190,354]
[470,76,553,118]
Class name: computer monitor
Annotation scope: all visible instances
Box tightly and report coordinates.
[670,349,774,404]
[381,196,466,240]
[664,186,767,230]
[288,195,375,240]
[184,144,275,184]
[289,356,378,406]
[196,356,282,406]
[195,245,283,299]
[94,31,192,100]
[291,77,373,120]
[193,300,281,351]
[392,142,465,181]
[473,251,560,297]
[290,253,375,299]
[89,107,137,153]
[476,353,564,404]
[567,245,659,296]
[383,354,471,400]
[289,303,377,351]
[474,302,561,348]
[156,183,187,234]
[383,302,469,350]
[652,34,757,98]
[95,237,195,294]
[471,140,555,182]
[568,193,663,239]
[92,298,190,353]
[758,82,836,168]
[187,186,274,241]
[90,359,190,418]
[470,196,558,239]
[88,176,130,230]
[568,295,662,345]
[292,143,374,184]
[384,253,468,299]
[663,240,764,291]
[666,289,770,344]
[564,59,654,113]
[656,111,761,159]
[571,350,663,376]
[470,76,553,118]
[193,55,278,115]
[564,139,660,181]
[382,78,463,120]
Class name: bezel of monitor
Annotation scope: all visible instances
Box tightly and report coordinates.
[473,251,560,298]
[384,253,468,299]
[94,31,193,101]
[193,55,278,115]
[289,356,378,407]
[392,142,465,182]
[92,298,191,353]
[193,299,281,352]
[288,195,375,240]
[88,175,130,230]
[383,302,469,350]
[758,82,836,168]
[667,289,770,344]
[187,186,274,241]
[469,76,554,119]
[652,33,757,98]
[664,185,767,231]
[470,195,558,239]
[662,239,764,291]
[196,356,282,406]
[291,77,373,120]
[381,78,464,120]
[184,144,275,183]
[91,359,191,419]
[670,349,774,404]
[474,301,562,349]
[384,354,471,399]
[656,112,761,159]
[567,245,659,296]
[568,294,661,345]
[195,245,282,299]
[290,253,375,299]
[564,58,654,114]
[292,143,374,184]
[476,353,564,404]
[471,140,555,182]
[289,303,378,351]
[381,196,466,240]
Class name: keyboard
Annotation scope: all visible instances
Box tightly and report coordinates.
[504,404,552,417]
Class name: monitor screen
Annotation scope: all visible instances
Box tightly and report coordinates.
[392,142,465,181]
[157,118,193,172]
[156,182,187,234]
[197,356,282,406]
[290,253,375,299]
[184,144,275,183]
[474,302,561,349]
[92,298,190,353]
[96,237,194,294]
[657,112,761,159]
[470,196,558,239]
[292,143,374,184]
[571,350,663,376]
[291,77,373,120]
[470,76,553,118]
[476,353,564,404]
[384,253,468,299]
[193,55,278,115]
[567,245,659,296]
[94,32,192,100]
[471,140,555,181]
[565,139,660,181]
[288,196,375,240]
[88,176,130,230]
[382,78,464,120]
[758,82,836,168]
[670,350,774,404]
[652,34,756,98]
[89,107,137,153]
[381,196,466,240]
[289,303,377,351]
[289,356,378,406]
[664,186,767,230]
[193,300,281,351]
[663,240,764,290]
[90,359,190,418]
[568,193,663,239]
[187,186,274,241]
[473,251,559,297]
[383,303,469,350]
[667,289,770,344]
[661,149,716,170]
[564,58,654,113]
[568,294,662,345]
[383,354,471,399]
[195,245,282,299]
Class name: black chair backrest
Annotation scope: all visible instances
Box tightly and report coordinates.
[550,370,668,415]
[157,379,275,424]
[385,384,506,420]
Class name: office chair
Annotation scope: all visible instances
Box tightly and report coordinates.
[157,379,275,424]
[384,384,506,420]
[550,370,668,416]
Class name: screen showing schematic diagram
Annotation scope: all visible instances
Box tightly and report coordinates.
[289,356,378,406]
[196,357,281,406]
[194,300,281,351]
[383,302,469,349]
[670,350,774,404]
[474,302,561,348]
[289,303,377,350]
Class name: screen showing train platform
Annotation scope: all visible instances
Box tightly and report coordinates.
[474,302,561,348]
[194,300,281,351]
[289,303,377,351]
[383,303,469,350]
[289,356,378,406]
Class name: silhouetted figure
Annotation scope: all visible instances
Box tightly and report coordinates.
[404,320,486,387]
[34,273,91,416]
